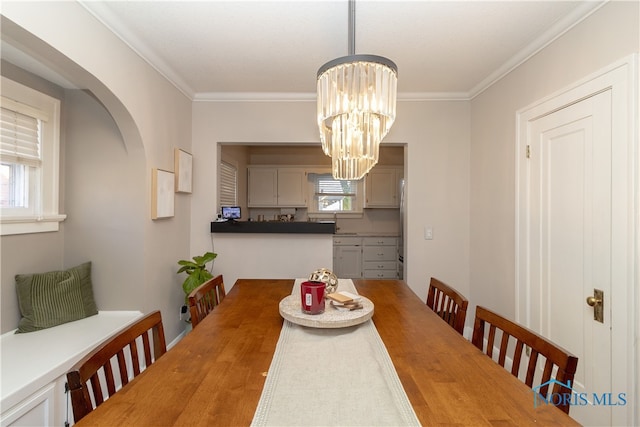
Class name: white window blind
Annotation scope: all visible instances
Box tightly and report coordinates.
[310,173,359,212]
[0,106,41,167]
[219,161,237,206]
[315,175,357,197]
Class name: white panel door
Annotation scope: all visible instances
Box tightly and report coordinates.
[527,90,611,425]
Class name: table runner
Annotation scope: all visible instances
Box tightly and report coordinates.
[251,279,420,426]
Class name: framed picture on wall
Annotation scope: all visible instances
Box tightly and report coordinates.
[175,148,193,193]
[151,168,175,219]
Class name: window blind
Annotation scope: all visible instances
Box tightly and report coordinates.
[0,106,41,167]
[314,174,357,196]
[219,161,237,206]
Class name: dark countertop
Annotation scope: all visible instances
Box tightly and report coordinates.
[210,220,336,234]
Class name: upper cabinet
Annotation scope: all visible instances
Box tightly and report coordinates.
[248,167,307,207]
[364,167,403,208]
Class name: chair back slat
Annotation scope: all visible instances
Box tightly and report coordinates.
[66,311,167,423]
[498,333,510,366]
[130,340,141,377]
[142,331,153,367]
[471,306,579,414]
[90,373,105,405]
[525,350,539,386]
[487,325,496,358]
[114,350,125,387]
[511,341,524,376]
[188,275,226,329]
[425,278,469,335]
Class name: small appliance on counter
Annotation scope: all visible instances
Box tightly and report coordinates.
[221,206,241,221]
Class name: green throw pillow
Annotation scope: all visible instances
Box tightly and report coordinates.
[15,262,98,333]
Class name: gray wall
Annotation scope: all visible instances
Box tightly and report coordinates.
[63,89,145,312]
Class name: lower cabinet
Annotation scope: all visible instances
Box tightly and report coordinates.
[362,237,399,279]
[333,236,398,279]
[333,237,362,278]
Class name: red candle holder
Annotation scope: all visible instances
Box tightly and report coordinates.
[300,281,325,314]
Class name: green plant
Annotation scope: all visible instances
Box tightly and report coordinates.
[177,251,217,302]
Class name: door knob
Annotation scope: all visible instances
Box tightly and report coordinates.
[586,296,601,307]
[586,288,604,323]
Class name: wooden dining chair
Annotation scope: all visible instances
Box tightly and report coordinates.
[66,310,167,422]
[188,274,226,328]
[471,306,579,414]
[425,277,469,335]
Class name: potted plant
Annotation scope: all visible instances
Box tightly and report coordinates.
[177,251,217,305]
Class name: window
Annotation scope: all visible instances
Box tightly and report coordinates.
[219,160,238,207]
[0,77,64,235]
[308,173,363,215]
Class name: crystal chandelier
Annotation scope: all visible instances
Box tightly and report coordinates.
[317,0,397,180]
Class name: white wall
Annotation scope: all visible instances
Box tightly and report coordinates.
[191,100,471,307]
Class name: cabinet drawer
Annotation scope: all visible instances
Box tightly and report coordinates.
[362,237,397,246]
[363,245,397,261]
[333,237,362,246]
[363,270,398,279]
[363,261,397,271]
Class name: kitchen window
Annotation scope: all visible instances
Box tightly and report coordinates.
[308,173,363,216]
[1,77,64,235]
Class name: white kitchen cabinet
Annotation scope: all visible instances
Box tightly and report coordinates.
[276,168,307,206]
[248,167,307,207]
[333,236,362,279]
[364,167,403,208]
[362,237,398,279]
[247,167,277,206]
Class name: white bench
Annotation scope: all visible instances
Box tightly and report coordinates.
[0,311,143,427]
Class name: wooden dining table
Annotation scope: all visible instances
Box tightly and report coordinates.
[76,279,579,426]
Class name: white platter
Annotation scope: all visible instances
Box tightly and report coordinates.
[278,294,374,328]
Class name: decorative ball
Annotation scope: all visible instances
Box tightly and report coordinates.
[309,268,338,294]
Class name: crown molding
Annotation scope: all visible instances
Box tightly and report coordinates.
[468,0,607,99]
[193,91,472,102]
[78,1,195,100]
[80,0,608,104]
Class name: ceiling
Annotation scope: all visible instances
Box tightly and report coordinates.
[3,1,605,101]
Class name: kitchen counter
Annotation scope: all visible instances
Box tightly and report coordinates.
[210,220,336,234]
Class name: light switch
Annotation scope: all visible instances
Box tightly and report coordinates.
[424,227,433,240]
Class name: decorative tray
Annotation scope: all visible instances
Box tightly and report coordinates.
[278,294,374,328]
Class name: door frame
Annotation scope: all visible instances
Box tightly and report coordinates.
[515,54,637,426]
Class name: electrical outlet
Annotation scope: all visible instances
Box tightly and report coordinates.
[180,305,188,320]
